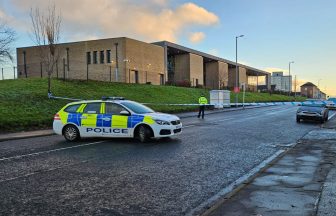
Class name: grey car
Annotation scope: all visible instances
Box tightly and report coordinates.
[296,104,329,123]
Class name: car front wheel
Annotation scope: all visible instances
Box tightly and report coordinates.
[63,125,80,141]
[137,125,151,143]
[296,116,300,123]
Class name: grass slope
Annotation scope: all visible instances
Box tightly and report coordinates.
[0,78,305,132]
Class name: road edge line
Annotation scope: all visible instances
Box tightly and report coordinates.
[187,147,295,216]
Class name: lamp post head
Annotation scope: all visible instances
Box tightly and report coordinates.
[290,61,294,64]
[236,35,244,38]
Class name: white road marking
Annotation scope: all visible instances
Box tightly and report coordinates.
[0,141,105,162]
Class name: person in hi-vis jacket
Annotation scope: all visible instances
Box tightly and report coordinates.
[198,94,208,119]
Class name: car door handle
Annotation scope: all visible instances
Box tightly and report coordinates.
[80,116,87,119]
[102,118,111,121]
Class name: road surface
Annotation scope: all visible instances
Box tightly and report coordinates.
[0,106,330,215]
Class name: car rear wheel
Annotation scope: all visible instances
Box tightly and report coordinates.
[137,125,151,143]
[63,125,80,141]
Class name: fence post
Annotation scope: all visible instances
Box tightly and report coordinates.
[40,62,43,78]
[1,68,3,80]
[63,58,66,81]
[109,66,112,82]
[56,59,58,79]
[128,69,130,83]
[86,64,89,81]
[23,51,27,78]
[13,66,16,79]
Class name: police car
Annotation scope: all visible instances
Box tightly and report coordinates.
[53,97,182,142]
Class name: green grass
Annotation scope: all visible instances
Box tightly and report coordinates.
[0,78,306,132]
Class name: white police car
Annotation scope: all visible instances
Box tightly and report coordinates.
[53,97,182,142]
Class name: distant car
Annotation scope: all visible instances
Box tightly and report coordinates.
[296,104,329,123]
[53,97,182,142]
[326,97,336,110]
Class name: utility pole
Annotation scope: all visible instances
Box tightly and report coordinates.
[235,35,244,107]
[288,61,294,96]
[294,75,297,98]
[115,43,119,82]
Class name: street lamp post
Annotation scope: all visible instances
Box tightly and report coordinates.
[235,35,244,107]
[289,61,294,96]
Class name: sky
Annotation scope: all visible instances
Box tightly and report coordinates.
[0,0,335,96]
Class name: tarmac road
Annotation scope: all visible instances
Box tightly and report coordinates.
[0,106,332,215]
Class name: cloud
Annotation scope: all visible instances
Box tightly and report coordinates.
[189,32,205,43]
[9,0,219,43]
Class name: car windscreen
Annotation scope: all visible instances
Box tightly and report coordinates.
[302,104,325,108]
[121,101,154,114]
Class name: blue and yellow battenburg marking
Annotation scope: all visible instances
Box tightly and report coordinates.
[59,110,153,128]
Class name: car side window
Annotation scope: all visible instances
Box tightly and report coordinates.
[83,103,101,114]
[64,104,81,113]
[105,103,127,115]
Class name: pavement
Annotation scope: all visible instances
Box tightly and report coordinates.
[0,105,272,142]
[205,116,336,216]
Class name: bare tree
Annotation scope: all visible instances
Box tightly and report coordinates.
[218,72,229,90]
[30,3,61,94]
[0,22,15,63]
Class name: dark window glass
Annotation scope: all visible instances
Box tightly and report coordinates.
[83,103,101,114]
[86,52,91,64]
[121,101,154,114]
[93,51,98,64]
[100,50,104,64]
[107,50,111,63]
[105,103,127,115]
[134,71,139,84]
[64,104,81,113]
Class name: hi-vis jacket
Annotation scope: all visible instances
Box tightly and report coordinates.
[198,96,208,105]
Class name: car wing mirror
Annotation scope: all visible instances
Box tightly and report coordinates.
[120,110,130,116]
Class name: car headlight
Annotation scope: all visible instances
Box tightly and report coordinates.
[154,119,170,125]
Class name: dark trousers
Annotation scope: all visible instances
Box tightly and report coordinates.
[198,105,205,119]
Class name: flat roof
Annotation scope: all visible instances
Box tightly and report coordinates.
[153,41,270,76]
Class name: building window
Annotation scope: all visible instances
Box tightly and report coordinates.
[93,51,97,64]
[86,52,91,64]
[106,50,111,63]
[100,50,104,64]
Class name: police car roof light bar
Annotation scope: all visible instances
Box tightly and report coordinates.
[102,96,125,101]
